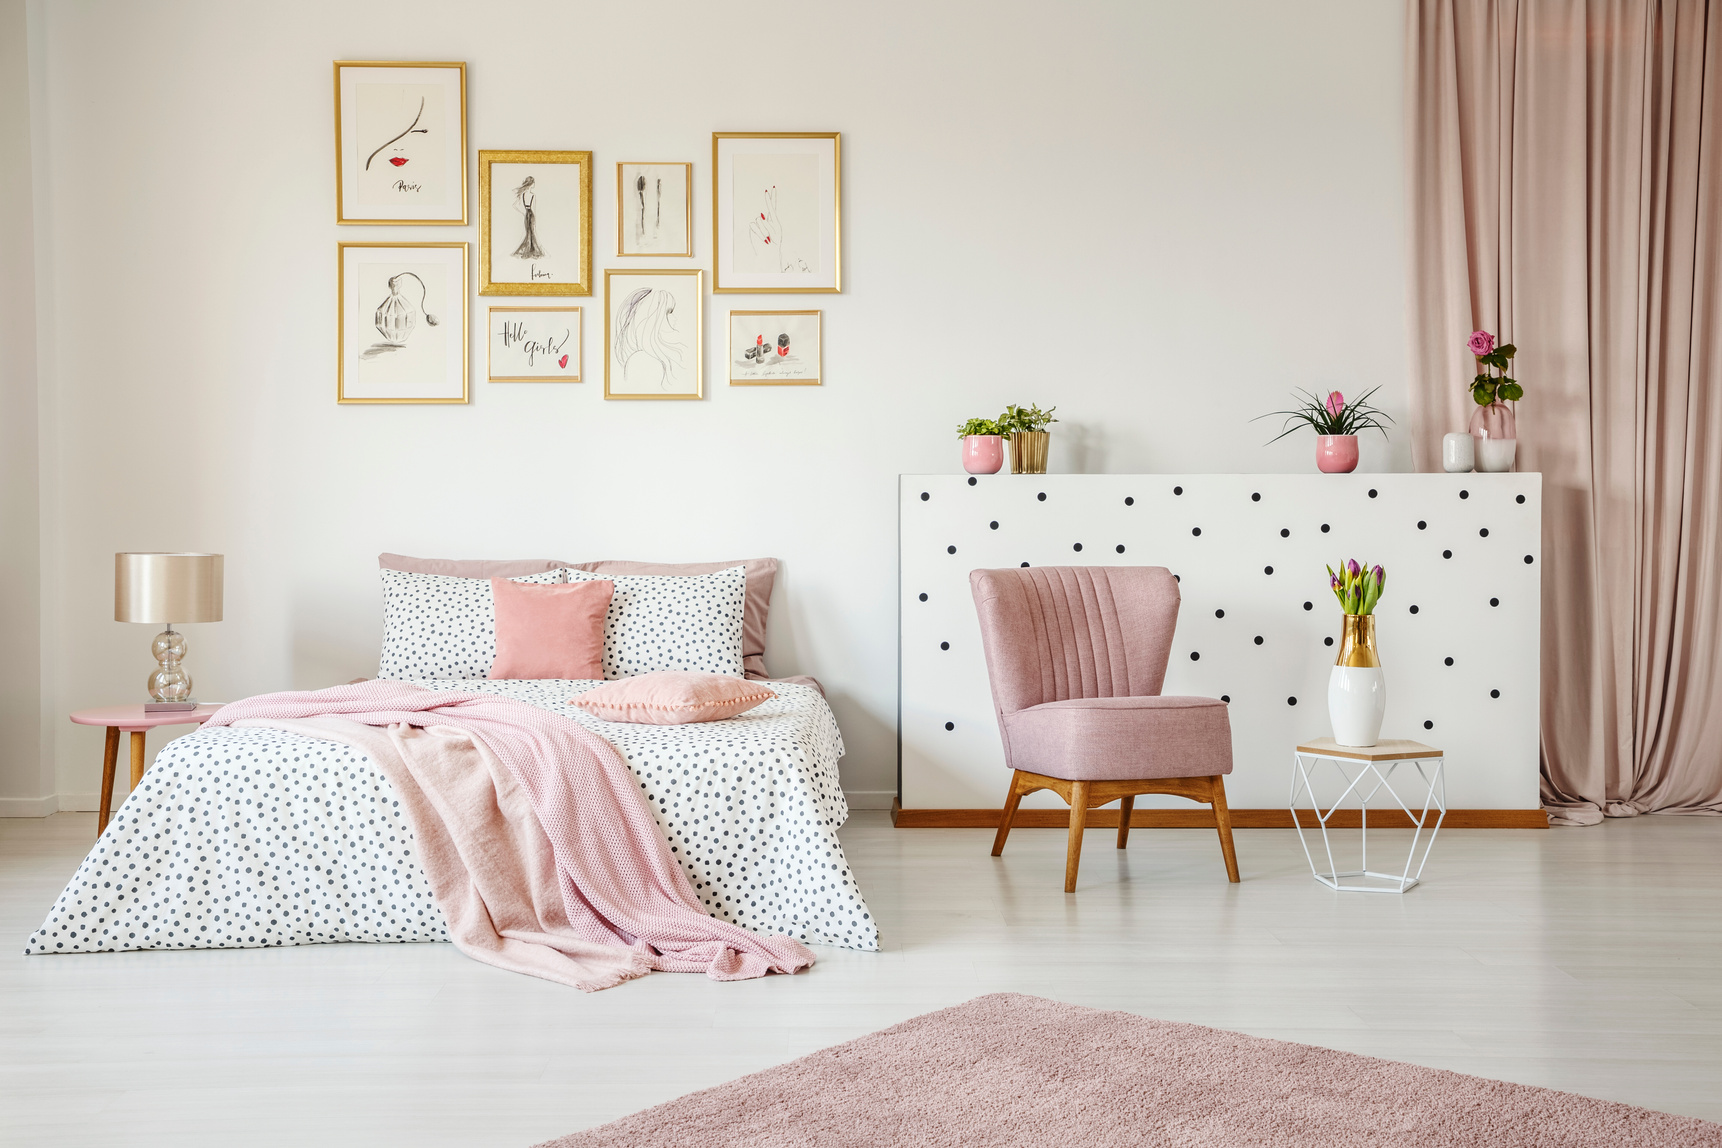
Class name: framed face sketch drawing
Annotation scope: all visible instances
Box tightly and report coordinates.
[487,306,581,383]
[617,163,693,257]
[729,310,821,386]
[338,243,469,404]
[334,62,467,225]
[712,132,840,293]
[478,150,592,296]
[604,269,703,400]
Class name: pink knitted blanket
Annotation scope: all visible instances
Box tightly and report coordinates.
[207,680,814,991]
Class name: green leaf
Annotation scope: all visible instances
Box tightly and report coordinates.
[1500,382,1523,401]
[1499,344,1517,358]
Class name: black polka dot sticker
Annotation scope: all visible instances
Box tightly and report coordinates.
[1325,636,1335,647]
[1037,492,1046,502]
[1303,601,1313,611]
[1221,695,1231,703]
[1460,490,1470,500]
[1480,528,1490,537]
[1115,545,1125,554]
[1516,494,1527,504]
[1192,527,1202,537]
[1417,520,1427,530]
[1490,689,1501,698]
[1424,720,1434,729]
[989,521,999,530]
[1490,597,1500,607]
[1321,524,1331,533]
[1443,550,1452,559]
[1072,543,1083,552]
[1288,697,1298,706]
[1020,562,1029,568]
[1264,565,1274,575]
[1444,657,1454,666]
[1368,489,1378,498]
[1253,636,1264,645]
[944,722,954,731]
[1525,555,1535,564]
[967,477,977,486]
[939,641,949,651]
[920,492,930,501]
[1124,496,1135,506]
[1251,492,1261,502]
[1215,609,1225,618]
[947,545,956,555]
[1173,485,1183,495]
[1409,605,1420,614]
[1190,652,1200,661]
[918,592,928,602]
[1280,528,1290,538]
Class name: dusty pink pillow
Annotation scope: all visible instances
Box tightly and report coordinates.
[488,578,612,680]
[570,671,774,725]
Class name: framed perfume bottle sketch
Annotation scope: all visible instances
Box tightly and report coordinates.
[338,243,469,403]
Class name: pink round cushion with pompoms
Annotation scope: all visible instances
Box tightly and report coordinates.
[571,672,775,726]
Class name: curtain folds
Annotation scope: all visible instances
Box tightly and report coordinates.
[1406,0,1722,824]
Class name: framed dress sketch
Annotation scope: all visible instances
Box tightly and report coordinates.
[338,243,469,404]
[478,150,592,296]
[617,162,693,256]
[604,269,703,400]
[333,61,467,225]
[487,307,581,382]
[711,132,840,293]
[728,310,821,385]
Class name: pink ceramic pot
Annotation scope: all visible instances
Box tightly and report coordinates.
[1316,434,1359,473]
[962,435,1005,475]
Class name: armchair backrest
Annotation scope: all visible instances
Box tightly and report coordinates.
[968,565,1181,716]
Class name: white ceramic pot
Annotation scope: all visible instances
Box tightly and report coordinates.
[1442,432,1475,473]
[1475,437,1517,472]
[1328,666,1386,747]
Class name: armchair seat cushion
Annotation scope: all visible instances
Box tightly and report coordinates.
[1000,695,1233,781]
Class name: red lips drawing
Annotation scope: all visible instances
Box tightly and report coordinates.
[389,157,409,167]
[558,355,569,369]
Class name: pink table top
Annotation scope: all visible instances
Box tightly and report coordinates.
[69,704,224,731]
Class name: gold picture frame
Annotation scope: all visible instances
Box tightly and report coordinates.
[617,162,694,257]
[337,242,469,404]
[712,131,841,293]
[478,150,593,296]
[604,268,704,400]
[334,61,467,225]
[486,306,582,383]
[728,310,822,386]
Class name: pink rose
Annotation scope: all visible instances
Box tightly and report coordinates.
[1325,391,1345,418]
[1468,330,1496,356]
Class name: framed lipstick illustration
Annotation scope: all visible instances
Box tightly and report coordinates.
[334,62,467,225]
[478,150,592,296]
[712,132,840,293]
[728,310,821,386]
[338,242,469,403]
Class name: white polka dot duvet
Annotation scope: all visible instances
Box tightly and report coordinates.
[27,679,878,957]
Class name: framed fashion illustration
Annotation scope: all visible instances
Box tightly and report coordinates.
[487,306,582,383]
[711,132,840,293]
[334,62,467,225]
[338,243,469,404]
[728,310,821,385]
[478,150,592,296]
[604,269,703,400]
[616,162,693,257]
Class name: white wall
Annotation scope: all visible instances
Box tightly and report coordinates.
[8,0,1407,810]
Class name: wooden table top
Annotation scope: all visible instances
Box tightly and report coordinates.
[1296,737,1443,762]
[69,704,224,731]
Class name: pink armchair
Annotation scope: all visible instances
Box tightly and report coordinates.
[969,565,1240,892]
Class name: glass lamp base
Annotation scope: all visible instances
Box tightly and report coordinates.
[148,628,193,703]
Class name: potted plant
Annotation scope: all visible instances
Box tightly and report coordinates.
[1001,403,1058,475]
[1327,559,1386,747]
[1257,388,1393,473]
[956,416,1008,475]
[1466,330,1522,472]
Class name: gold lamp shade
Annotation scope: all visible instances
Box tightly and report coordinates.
[115,553,224,624]
[115,553,224,703]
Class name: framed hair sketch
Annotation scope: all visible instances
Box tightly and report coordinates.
[338,243,468,404]
[604,269,703,400]
[729,310,821,386]
[487,307,581,383]
[478,150,592,296]
[712,132,840,293]
[617,163,693,257]
[334,62,467,225]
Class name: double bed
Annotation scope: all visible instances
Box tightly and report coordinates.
[28,677,878,958]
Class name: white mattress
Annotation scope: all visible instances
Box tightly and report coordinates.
[27,679,878,956]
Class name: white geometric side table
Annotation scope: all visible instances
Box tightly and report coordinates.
[1290,738,1446,894]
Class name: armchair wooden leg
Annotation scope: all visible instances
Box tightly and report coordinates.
[97,726,119,837]
[1211,775,1240,883]
[1064,780,1090,893]
[992,771,1027,857]
[1116,795,1134,849]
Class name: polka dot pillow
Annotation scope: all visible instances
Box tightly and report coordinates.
[562,565,746,679]
[378,568,564,681]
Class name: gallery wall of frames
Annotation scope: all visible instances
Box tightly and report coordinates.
[333,61,833,405]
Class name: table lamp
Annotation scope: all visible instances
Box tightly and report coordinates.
[115,552,224,705]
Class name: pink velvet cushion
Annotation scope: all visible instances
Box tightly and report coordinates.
[488,578,612,680]
[999,695,1234,781]
[570,672,775,726]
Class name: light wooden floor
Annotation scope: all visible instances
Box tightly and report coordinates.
[3,810,1719,1145]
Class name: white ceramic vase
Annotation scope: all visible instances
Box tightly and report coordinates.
[1328,666,1387,747]
[1442,432,1475,473]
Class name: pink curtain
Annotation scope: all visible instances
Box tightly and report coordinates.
[1406,0,1722,824]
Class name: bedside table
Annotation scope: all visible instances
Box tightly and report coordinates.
[70,704,224,835]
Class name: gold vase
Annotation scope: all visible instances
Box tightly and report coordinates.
[1010,430,1049,475]
[1334,614,1380,667]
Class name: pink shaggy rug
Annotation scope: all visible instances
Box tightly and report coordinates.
[537,993,1722,1147]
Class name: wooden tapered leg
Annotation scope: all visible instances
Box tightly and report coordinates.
[97,726,120,836]
[129,731,148,790]
[1116,795,1134,849]
[992,771,1027,856]
[1064,780,1090,893]
[1211,775,1240,883]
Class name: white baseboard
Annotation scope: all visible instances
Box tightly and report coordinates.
[58,793,100,813]
[0,795,63,817]
[843,789,897,811]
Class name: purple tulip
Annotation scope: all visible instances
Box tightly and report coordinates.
[1373,565,1385,584]
[1347,558,1360,577]
[1330,575,1340,590]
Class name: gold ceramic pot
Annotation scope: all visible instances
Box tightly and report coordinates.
[1334,614,1380,667]
[1010,430,1049,475]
